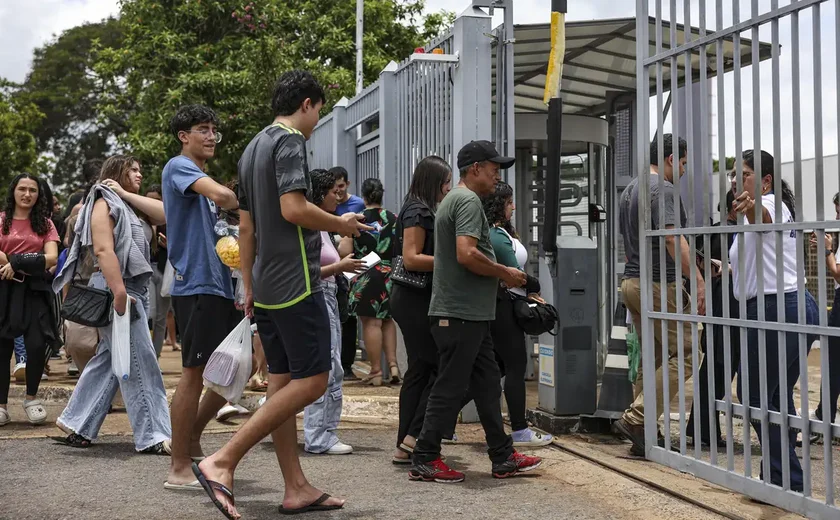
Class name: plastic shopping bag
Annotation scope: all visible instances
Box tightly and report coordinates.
[203,318,252,404]
[111,299,132,381]
[626,326,640,384]
[160,261,175,298]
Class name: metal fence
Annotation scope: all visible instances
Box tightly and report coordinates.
[635,1,839,517]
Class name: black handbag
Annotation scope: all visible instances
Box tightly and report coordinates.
[390,255,430,289]
[61,279,113,328]
[509,292,558,336]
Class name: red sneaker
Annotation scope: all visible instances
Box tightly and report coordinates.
[492,450,542,479]
[409,458,465,483]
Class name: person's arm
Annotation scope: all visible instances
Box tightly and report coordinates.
[664,228,706,315]
[402,226,433,272]
[239,208,256,317]
[488,228,520,269]
[733,191,772,224]
[0,252,7,266]
[337,235,354,257]
[101,179,166,224]
[813,233,840,284]
[190,177,238,210]
[280,191,368,237]
[90,198,130,315]
[321,255,366,278]
[43,241,58,269]
[455,235,524,287]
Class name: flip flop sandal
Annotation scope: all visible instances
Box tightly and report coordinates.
[192,462,237,520]
[164,480,204,491]
[278,493,344,515]
[52,433,92,448]
[392,455,412,465]
[23,399,47,425]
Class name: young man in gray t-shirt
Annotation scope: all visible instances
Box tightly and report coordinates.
[410,140,543,483]
[613,134,706,457]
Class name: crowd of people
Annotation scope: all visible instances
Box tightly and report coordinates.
[1,69,550,518]
[615,134,832,492]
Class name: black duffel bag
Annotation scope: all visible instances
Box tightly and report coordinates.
[509,292,558,336]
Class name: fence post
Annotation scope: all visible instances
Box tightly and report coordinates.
[330,97,355,181]
[451,6,492,154]
[378,61,399,211]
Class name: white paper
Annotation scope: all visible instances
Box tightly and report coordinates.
[343,251,381,281]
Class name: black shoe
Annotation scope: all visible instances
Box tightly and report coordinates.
[613,418,646,455]
[140,441,171,455]
[491,451,542,478]
[343,370,359,381]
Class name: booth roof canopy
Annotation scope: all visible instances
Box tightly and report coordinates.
[493,17,773,116]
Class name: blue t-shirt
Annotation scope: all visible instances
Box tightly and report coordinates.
[336,194,365,216]
[161,155,234,299]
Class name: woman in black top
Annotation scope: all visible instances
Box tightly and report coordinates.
[390,156,452,464]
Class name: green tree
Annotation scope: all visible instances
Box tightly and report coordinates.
[16,19,123,194]
[0,82,45,188]
[712,156,736,173]
[94,0,452,182]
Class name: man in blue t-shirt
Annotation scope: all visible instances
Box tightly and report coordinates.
[331,167,365,215]
[161,104,241,490]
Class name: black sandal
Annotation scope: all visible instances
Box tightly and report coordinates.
[52,433,91,448]
[193,462,237,520]
[278,493,344,515]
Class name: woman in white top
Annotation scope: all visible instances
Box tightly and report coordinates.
[730,149,818,492]
[482,182,552,448]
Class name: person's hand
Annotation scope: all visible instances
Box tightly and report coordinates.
[102,179,127,198]
[336,254,366,274]
[733,191,756,216]
[695,283,706,316]
[810,233,833,252]
[244,289,254,319]
[527,293,546,304]
[501,267,527,288]
[113,291,137,316]
[157,233,167,249]
[337,213,374,238]
[0,263,15,280]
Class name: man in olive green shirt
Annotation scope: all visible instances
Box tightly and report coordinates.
[410,141,542,484]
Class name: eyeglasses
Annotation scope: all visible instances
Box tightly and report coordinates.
[187,128,223,143]
[726,170,754,181]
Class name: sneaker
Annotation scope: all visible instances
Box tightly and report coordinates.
[343,369,359,381]
[13,363,25,382]
[442,433,458,444]
[0,408,9,426]
[612,417,646,456]
[409,458,465,483]
[216,403,247,422]
[41,372,48,381]
[68,361,79,377]
[492,450,543,479]
[512,428,553,447]
[140,440,171,455]
[325,441,353,455]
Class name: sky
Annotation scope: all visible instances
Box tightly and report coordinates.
[1,0,836,165]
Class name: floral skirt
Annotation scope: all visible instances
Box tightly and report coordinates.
[348,263,392,319]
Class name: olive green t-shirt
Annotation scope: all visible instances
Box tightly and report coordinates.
[429,186,498,321]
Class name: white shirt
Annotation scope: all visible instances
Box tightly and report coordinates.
[497,227,529,296]
[729,194,799,301]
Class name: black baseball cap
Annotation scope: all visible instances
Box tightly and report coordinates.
[457,140,515,170]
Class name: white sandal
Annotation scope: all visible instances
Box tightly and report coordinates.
[23,399,47,425]
[0,408,9,426]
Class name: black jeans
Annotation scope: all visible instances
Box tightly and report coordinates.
[341,316,358,373]
[816,290,840,424]
[490,293,529,432]
[414,318,513,464]
[686,274,741,443]
[0,327,48,403]
[392,286,439,447]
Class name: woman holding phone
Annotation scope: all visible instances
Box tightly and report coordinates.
[0,173,61,426]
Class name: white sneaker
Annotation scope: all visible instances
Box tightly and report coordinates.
[13,363,25,382]
[325,441,353,455]
[258,396,267,408]
[512,429,554,447]
[231,404,249,415]
[68,361,79,377]
[216,404,244,422]
[0,408,9,426]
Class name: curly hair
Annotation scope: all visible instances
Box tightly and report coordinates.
[309,168,337,207]
[169,104,220,142]
[361,178,384,205]
[481,182,518,239]
[2,173,52,236]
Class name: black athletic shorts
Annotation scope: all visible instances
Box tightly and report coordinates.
[253,292,331,379]
[172,294,241,368]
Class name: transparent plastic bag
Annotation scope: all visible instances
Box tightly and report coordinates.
[160,261,175,298]
[203,318,252,404]
[215,221,240,269]
[111,299,132,381]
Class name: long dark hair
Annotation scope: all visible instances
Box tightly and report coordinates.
[482,182,518,239]
[742,149,796,221]
[2,173,52,236]
[405,155,451,212]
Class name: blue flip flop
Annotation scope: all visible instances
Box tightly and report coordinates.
[192,462,237,520]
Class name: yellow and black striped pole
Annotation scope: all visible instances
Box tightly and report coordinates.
[542,0,567,256]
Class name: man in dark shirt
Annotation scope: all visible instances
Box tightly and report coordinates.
[193,70,369,518]
[613,134,706,456]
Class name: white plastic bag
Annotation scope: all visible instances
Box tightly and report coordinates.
[203,318,252,404]
[111,299,132,381]
[160,261,175,298]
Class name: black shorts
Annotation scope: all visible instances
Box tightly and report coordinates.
[253,292,331,379]
[172,294,241,368]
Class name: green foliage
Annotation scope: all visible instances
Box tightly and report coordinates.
[712,156,736,174]
[93,0,452,183]
[0,82,45,188]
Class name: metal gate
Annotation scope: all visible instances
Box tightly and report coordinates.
[635,1,839,517]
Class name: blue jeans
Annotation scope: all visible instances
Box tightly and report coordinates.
[303,279,344,453]
[13,336,25,365]
[58,273,171,451]
[739,291,818,492]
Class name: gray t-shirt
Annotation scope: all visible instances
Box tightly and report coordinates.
[238,122,321,308]
[429,187,498,321]
[619,173,687,283]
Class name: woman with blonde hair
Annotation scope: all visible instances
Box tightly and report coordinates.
[53,155,172,453]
